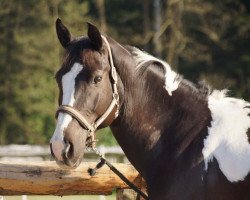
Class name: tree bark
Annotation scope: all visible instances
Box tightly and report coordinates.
[143,0,150,51]
[165,0,184,69]
[96,0,107,33]
[153,0,163,58]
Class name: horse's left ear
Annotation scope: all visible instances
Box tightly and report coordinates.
[56,18,71,48]
[87,22,103,50]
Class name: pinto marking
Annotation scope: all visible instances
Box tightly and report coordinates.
[50,63,83,160]
[203,90,250,182]
[133,48,180,96]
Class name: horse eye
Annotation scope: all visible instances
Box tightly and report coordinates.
[94,76,102,84]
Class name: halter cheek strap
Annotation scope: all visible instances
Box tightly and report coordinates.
[56,36,119,148]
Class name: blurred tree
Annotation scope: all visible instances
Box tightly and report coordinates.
[0,0,61,144]
[95,0,107,33]
[153,0,163,58]
[0,0,90,144]
[179,0,250,99]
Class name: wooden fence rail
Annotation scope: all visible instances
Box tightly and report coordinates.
[0,145,126,163]
[0,161,145,196]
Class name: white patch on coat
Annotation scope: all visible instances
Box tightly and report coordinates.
[202,90,250,182]
[50,63,83,158]
[133,48,180,96]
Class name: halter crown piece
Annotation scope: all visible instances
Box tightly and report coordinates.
[56,36,119,148]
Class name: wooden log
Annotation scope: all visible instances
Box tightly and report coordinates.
[0,161,145,196]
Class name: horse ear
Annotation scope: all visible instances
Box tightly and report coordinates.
[87,22,103,50]
[56,18,71,48]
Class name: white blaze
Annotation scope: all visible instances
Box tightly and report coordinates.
[203,90,250,182]
[50,63,83,158]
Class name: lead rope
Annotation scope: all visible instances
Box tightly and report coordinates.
[88,146,149,200]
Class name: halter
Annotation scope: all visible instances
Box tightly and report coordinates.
[55,36,148,199]
[56,36,119,148]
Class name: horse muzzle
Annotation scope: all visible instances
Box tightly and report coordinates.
[50,123,88,169]
[50,139,85,169]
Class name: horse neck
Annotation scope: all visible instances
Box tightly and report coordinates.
[108,38,211,177]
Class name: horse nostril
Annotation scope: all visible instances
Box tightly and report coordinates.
[64,141,74,159]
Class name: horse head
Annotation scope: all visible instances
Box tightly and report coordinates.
[50,19,119,168]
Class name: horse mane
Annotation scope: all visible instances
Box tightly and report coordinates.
[124,45,212,99]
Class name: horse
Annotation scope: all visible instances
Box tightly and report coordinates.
[50,18,250,200]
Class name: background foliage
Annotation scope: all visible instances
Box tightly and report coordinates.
[0,0,249,145]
